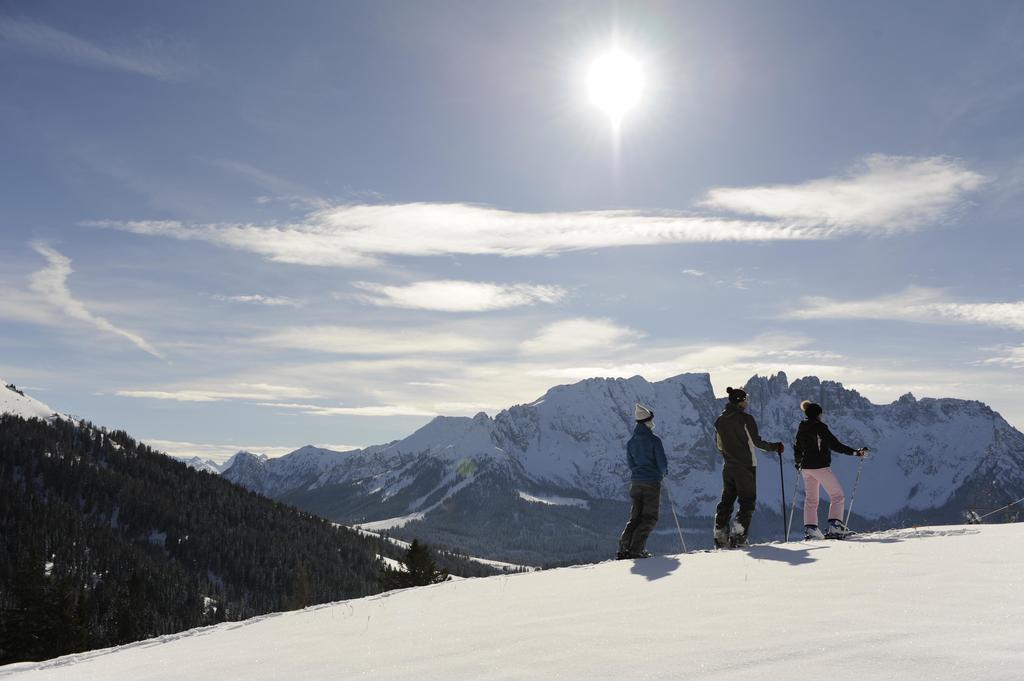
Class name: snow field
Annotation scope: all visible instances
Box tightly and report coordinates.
[3,524,1021,680]
[4,522,1019,675]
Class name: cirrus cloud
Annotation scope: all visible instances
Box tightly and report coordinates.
[211,294,304,307]
[352,279,567,312]
[520,318,643,356]
[253,325,494,355]
[701,155,988,233]
[0,16,186,81]
[786,286,1024,331]
[28,243,163,358]
[88,155,988,268]
[115,383,321,403]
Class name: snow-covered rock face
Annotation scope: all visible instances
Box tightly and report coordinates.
[0,381,59,421]
[219,372,1024,560]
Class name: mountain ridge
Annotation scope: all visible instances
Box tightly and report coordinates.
[222,371,1024,563]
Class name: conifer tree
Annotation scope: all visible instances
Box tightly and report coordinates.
[380,540,449,590]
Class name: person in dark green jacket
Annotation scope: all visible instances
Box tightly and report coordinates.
[712,387,784,548]
[617,404,668,559]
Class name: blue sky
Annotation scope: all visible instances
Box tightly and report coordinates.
[2,1,1024,460]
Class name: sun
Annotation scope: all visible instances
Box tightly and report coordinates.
[587,49,644,127]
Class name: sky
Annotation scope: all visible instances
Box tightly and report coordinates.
[2,0,1024,461]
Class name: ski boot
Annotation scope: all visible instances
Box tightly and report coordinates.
[630,550,653,559]
[825,518,853,539]
[804,524,824,540]
[728,520,748,548]
[616,550,631,560]
[713,525,731,549]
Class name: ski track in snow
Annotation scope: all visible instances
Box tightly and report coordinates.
[3,524,1022,681]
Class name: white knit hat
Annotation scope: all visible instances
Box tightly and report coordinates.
[634,404,654,422]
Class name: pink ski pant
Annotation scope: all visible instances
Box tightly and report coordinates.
[802,467,845,526]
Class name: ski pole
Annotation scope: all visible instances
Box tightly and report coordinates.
[664,485,687,554]
[844,452,868,528]
[786,466,802,542]
[778,451,787,540]
[974,495,1024,521]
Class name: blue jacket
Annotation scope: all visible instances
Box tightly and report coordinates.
[627,422,668,482]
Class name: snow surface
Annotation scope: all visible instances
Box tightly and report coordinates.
[352,527,536,573]
[517,490,590,508]
[0,381,57,421]
[353,511,426,531]
[353,472,478,531]
[3,524,1021,680]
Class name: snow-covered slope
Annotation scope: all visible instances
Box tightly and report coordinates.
[4,524,1021,680]
[222,372,1024,560]
[0,381,59,421]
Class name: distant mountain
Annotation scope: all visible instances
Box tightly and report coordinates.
[181,452,246,475]
[223,372,1024,564]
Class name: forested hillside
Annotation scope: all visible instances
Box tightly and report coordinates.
[0,415,495,664]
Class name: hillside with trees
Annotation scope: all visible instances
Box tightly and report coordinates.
[0,414,496,664]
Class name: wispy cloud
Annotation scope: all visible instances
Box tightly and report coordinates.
[211,294,304,307]
[256,402,437,417]
[681,269,705,277]
[206,158,328,210]
[254,325,495,355]
[701,155,988,233]
[978,345,1024,370]
[533,333,847,386]
[246,332,849,419]
[144,439,310,462]
[786,286,1024,331]
[89,210,806,269]
[116,383,320,403]
[0,17,185,81]
[0,288,63,326]
[353,279,567,312]
[90,155,988,268]
[520,318,643,356]
[28,243,163,358]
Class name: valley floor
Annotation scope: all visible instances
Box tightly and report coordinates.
[3,524,1021,680]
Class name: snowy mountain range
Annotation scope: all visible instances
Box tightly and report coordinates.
[220,372,1024,564]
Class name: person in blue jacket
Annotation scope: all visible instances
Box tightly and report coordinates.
[617,404,668,559]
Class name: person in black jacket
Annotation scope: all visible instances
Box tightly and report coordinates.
[712,387,784,548]
[793,400,868,539]
[617,404,668,559]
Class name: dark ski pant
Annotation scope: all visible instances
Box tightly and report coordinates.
[619,481,661,553]
[715,464,756,534]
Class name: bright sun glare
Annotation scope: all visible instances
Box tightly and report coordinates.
[587,49,644,127]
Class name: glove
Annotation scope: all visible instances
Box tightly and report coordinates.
[855,447,869,457]
[776,442,785,454]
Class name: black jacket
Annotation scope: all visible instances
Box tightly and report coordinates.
[713,403,780,467]
[793,419,856,470]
